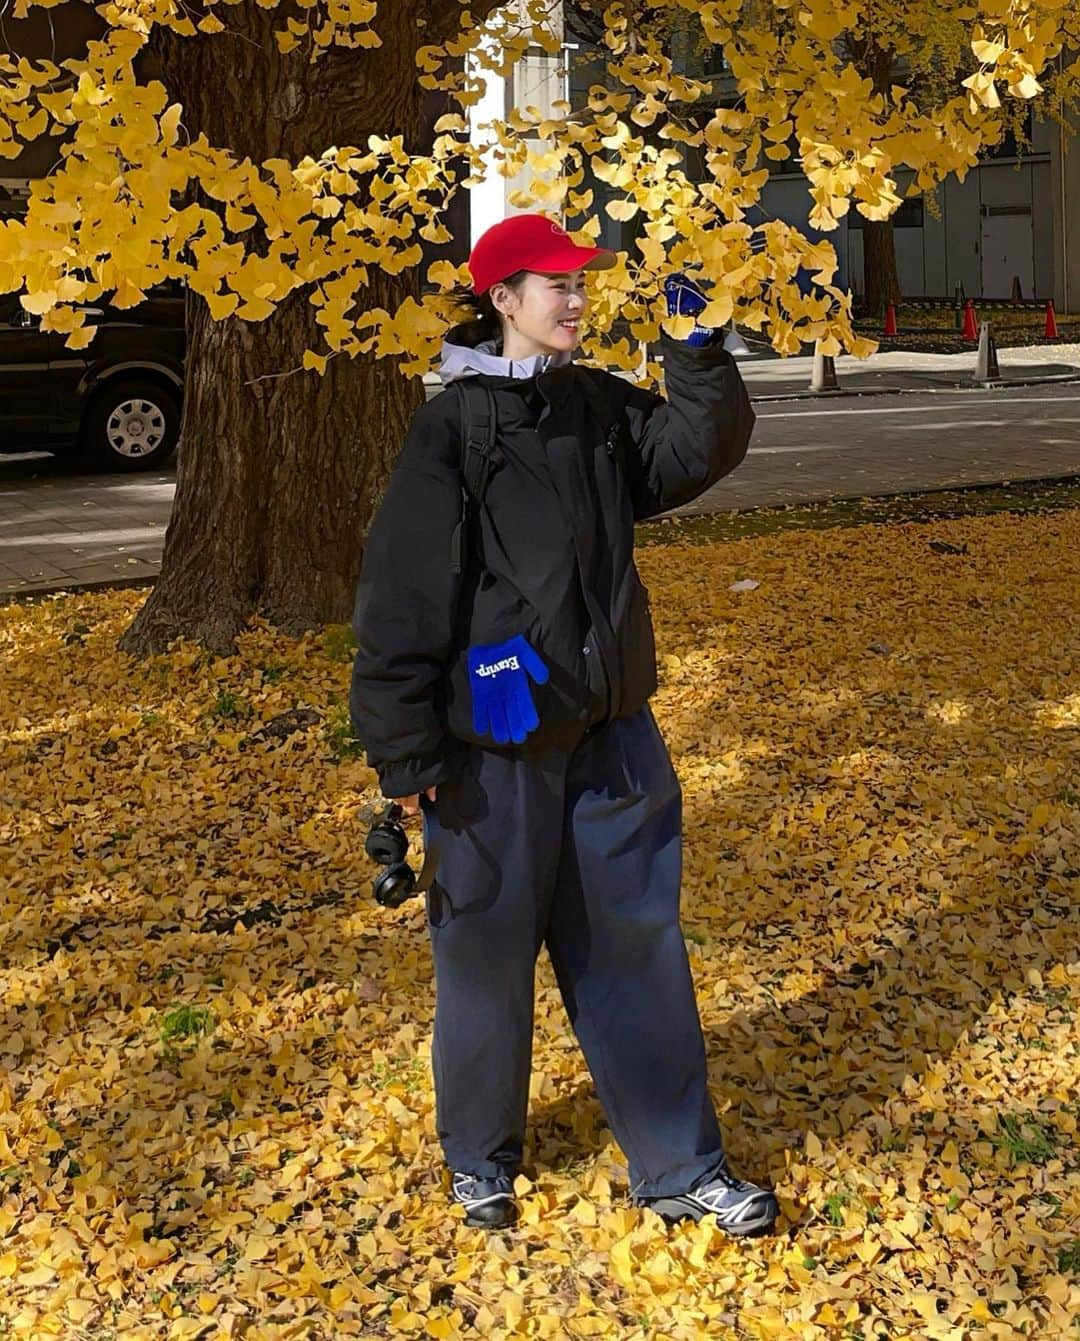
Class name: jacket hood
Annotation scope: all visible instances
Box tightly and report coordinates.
[439,328,573,385]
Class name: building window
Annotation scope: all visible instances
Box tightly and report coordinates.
[848,196,924,229]
[980,107,1034,160]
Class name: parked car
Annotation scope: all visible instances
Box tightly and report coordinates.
[0,287,184,471]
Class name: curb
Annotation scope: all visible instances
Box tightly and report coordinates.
[748,370,1080,403]
[0,573,157,609]
[661,470,1080,522]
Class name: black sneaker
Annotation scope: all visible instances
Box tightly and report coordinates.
[449,1170,517,1228]
[636,1163,779,1236]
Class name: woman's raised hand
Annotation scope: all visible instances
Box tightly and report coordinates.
[663,272,717,346]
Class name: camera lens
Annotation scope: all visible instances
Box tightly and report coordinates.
[366,823,407,865]
[374,865,415,907]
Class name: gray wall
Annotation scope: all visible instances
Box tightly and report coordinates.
[564,19,1074,307]
[763,118,1060,301]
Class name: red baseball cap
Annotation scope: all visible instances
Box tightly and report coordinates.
[469,213,617,295]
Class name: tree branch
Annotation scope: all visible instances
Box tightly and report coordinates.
[423,0,509,47]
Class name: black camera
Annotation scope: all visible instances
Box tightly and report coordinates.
[362,800,438,908]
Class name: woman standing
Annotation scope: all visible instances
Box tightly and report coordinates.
[350,213,777,1235]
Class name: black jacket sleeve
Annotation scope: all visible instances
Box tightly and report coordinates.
[349,400,464,799]
[619,333,754,521]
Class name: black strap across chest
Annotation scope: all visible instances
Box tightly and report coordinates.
[450,381,499,575]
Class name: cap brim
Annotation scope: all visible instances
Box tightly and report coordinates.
[530,242,618,276]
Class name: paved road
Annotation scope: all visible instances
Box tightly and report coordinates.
[687,382,1080,513]
[1,382,1078,597]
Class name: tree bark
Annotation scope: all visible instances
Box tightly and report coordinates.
[861,218,902,315]
[120,280,421,654]
[843,33,904,317]
[120,6,427,655]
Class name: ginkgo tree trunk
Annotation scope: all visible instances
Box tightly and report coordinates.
[844,32,905,317]
[119,8,457,655]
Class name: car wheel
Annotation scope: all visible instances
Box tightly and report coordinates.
[81,378,181,471]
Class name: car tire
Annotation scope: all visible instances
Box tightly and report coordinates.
[81,378,181,471]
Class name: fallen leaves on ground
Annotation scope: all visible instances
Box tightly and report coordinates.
[0,508,1078,1340]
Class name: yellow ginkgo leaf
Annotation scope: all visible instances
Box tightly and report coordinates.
[605,198,639,222]
[971,37,1006,65]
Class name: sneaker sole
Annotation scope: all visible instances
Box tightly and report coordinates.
[451,1195,518,1229]
[461,1205,517,1229]
[640,1193,779,1236]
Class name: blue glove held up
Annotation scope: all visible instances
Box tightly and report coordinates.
[467,634,549,745]
[664,272,716,347]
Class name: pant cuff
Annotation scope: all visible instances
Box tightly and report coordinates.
[627,1150,727,1201]
[441,1141,521,1181]
[446,1158,519,1179]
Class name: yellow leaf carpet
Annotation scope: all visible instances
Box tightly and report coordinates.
[1,508,1078,1340]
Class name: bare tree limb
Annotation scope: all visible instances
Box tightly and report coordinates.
[423,0,509,47]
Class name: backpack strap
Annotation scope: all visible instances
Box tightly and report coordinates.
[449,381,500,576]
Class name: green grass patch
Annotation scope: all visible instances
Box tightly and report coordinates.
[988,1112,1057,1167]
[636,478,1080,548]
[322,624,358,663]
[823,1191,851,1226]
[1057,1238,1080,1274]
[325,701,364,762]
[159,1003,215,1047]
[211,688,251,723]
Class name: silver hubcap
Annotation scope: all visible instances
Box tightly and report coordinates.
[106,397,166,458]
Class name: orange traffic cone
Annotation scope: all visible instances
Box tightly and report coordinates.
[962,299,979,342]
[883,303,898,336]
[1045,300,1059,339]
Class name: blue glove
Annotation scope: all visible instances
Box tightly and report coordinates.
[664,272,716,347]
[467,635,549,745]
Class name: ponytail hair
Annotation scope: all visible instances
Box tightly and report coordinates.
[447,270,529,347]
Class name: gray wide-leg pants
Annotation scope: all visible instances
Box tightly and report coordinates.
[419,703,726,1199]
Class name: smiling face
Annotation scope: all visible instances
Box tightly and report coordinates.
[489,269,589,360]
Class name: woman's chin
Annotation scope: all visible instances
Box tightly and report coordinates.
[550,328,581,352]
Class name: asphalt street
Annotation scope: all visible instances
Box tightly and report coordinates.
[688,382,1080,514]
[1,381,1078,596]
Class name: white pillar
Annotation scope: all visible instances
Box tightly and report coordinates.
[468,2,567,243]
[468,46,510,248]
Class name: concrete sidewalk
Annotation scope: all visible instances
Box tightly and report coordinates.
[0,472,172,597]
[1,345,1079,603]
[736,340,1080,399]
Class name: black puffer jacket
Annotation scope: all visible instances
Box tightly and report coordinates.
[349,332,754,798]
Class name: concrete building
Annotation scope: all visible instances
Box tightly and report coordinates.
[764,110,1078,309]
[467,2,571,250]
